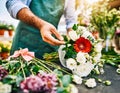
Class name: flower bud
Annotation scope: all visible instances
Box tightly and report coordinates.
[104,80,111,86]
[116,68,120,74]
[97,79,102,83]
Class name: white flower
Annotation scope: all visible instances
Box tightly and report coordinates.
[76,52,86,64]
[3,84,11,93]
[81,31,94,39]
[69,84,78,93]
[73,62,94,77]
[0,83,12,93]
[94,42,103,53]
[68,31,79,41]
[72,75,82,84]
[85,78,97,88]
[66,58,77,70]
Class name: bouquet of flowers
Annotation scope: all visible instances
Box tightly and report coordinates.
[0,48,81,93]
[58,24,103,82]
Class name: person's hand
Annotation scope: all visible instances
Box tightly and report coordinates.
[16,8,65,46]
[40,22,65,46]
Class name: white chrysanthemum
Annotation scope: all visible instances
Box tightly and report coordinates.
[85,78,97,88]
[72,75,82,84]
[68,31,79,41]
[76,52,86,64]
[81,31,94,39]
[66,58,77,70]
[73,62,94,77]
[94,42,103,53]
[69,84,78,93]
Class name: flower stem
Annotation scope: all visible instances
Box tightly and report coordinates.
[35,58,72,75]
[33,58,52,73]
[20,57,26,79]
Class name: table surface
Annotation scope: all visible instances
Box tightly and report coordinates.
[77,64,120,93]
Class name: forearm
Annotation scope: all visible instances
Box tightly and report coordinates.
[109,0,120,9]
[17,7,64,45]
[17,8,46,30]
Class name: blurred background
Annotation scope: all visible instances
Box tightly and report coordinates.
[0,0,120,59]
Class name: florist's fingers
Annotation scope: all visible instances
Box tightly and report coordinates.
[51,28,64,41]
[44,34,65,46]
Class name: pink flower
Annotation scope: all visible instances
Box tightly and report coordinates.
[116,29,120,36]
[10,48,35,61]
[0,66,8,80]
[20,73,57,93]
[20,75,44,93]
[37,73,58,92]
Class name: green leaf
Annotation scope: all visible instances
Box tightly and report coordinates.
[2,75,16,85]
[54,69,63,78]
[57,87,68,93]
[61,75,72,87]
[31,65,40,73]
[72,24,78,30]
[16,75,23,87]
[62,35,69,42]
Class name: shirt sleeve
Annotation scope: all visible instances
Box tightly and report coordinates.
[64,0,77,29]
[6,0,30,19]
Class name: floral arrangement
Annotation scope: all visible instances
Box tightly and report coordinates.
[58,24,106,87]
[59,24,103,77]
[0,45,119,93]
[0,48,80,93]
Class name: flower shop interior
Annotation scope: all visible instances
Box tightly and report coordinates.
[0,0,120,93]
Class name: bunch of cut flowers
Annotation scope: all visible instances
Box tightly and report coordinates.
[0,48,80,93]
[58,24,111,88]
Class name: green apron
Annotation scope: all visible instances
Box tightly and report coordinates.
[10,0,65,59]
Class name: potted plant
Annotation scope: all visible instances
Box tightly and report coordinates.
[0,24,7,36]
[0,41,11,59]
[7,24,14,37]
